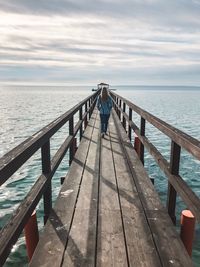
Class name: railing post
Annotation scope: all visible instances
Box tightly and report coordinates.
[91,95,95,112]
[128,107,132,141]
[84,102,88,130]
[92,94,96,112]
[69,116,74,165]
[119,99,122,120]
[79,106,83,141]
[134,135,140,156]
[89,99,92,119]
[167,141,181,225]
[113,96,116,111]
[41,139,52,224]
[122,102,126,130]
[116,97,118,114]
[140,117,145,165]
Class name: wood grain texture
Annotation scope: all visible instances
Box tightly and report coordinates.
[30,108,193,267]
[62,112,100,266]
[112,110,193,267]
[30,111,97,267]
[96,125,128,267]
[109,115,161,267]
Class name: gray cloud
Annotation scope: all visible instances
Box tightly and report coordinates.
[0,0,200,85]
[0,0,200,30]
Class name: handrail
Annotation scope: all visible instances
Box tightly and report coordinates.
[0,91,99,185]
[110,91,200,225]
[111,92,200,160]
[0,89,100,265]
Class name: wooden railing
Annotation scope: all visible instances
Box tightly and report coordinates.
[110,91,200,226]
[0,89,100,265]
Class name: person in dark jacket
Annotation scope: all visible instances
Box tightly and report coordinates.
[97,87,113,138]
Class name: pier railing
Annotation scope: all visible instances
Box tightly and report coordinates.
[110,91,200,225]
[0,89,100,265]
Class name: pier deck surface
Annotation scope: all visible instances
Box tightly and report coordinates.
[30,109,193,267]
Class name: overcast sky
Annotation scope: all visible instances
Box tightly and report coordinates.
[0,0,200,86]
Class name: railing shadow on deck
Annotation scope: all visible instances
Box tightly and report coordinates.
[0,89,100,266]
[49,209,86,263]
[110,90,200,262]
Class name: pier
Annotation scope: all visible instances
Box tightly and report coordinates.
[0,89,199,266]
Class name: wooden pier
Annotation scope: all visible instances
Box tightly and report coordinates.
[0,89,199,266]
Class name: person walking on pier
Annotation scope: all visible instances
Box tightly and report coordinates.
[97,87,113,138]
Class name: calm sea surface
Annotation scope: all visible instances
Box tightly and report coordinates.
[0,85,200,266]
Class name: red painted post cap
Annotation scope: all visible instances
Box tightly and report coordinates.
[180,209,196,257]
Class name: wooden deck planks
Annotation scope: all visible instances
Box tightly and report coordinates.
[62,112,100,266]
[109,114,162,267]
[111,110,193,267]
[96,127,128,267]
[30,108,193,267]
[30,110,98,267]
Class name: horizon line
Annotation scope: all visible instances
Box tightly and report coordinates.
[0,83,200,88]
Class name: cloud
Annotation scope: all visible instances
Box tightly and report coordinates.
[1,0,200,30]
[0,0,200,85]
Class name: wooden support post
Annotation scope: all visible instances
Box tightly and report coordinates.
[69,116,74,165]
[91,96,95,112]
[79,106,83,141]
[84,102,88,130]
[60,176,65,185]
[114,96,117,111]
[118,98,121,117]
[89,99,91,118]
[140,117,145,165]
[167,141,181,225]
[150,177,154,185]
[119,99,122,121]
[122,102,126,130]
[134,135,140,155]
[116,98,119,114]
[24,210,39,261]
[89,99,92,119]
[41,140,52,224]
[73,137,77,154]
[128,107,132,141]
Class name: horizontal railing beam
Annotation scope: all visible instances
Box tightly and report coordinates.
[111,92,200,161]
[51,136,73,175]
[138,132,200,223]
[0,173,48,266]
[0,91,100,185]
[111,97,200,223]
[0,102,99,265]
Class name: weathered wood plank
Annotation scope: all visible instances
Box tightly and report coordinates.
[109,114,162,267]
[111,111,163,211]
[30,107,193,267]
[96,122,128,267]
[62,111,100,266]
[97,209,128,267]
[30,110,98,267]
[112,110,193,267]
[146,210,194,267]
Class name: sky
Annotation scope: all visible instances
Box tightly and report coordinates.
[0,0,200,86]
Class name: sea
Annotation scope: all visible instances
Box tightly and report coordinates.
[0,85,200,266]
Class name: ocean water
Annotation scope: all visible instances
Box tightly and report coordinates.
[0,85,200,266]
